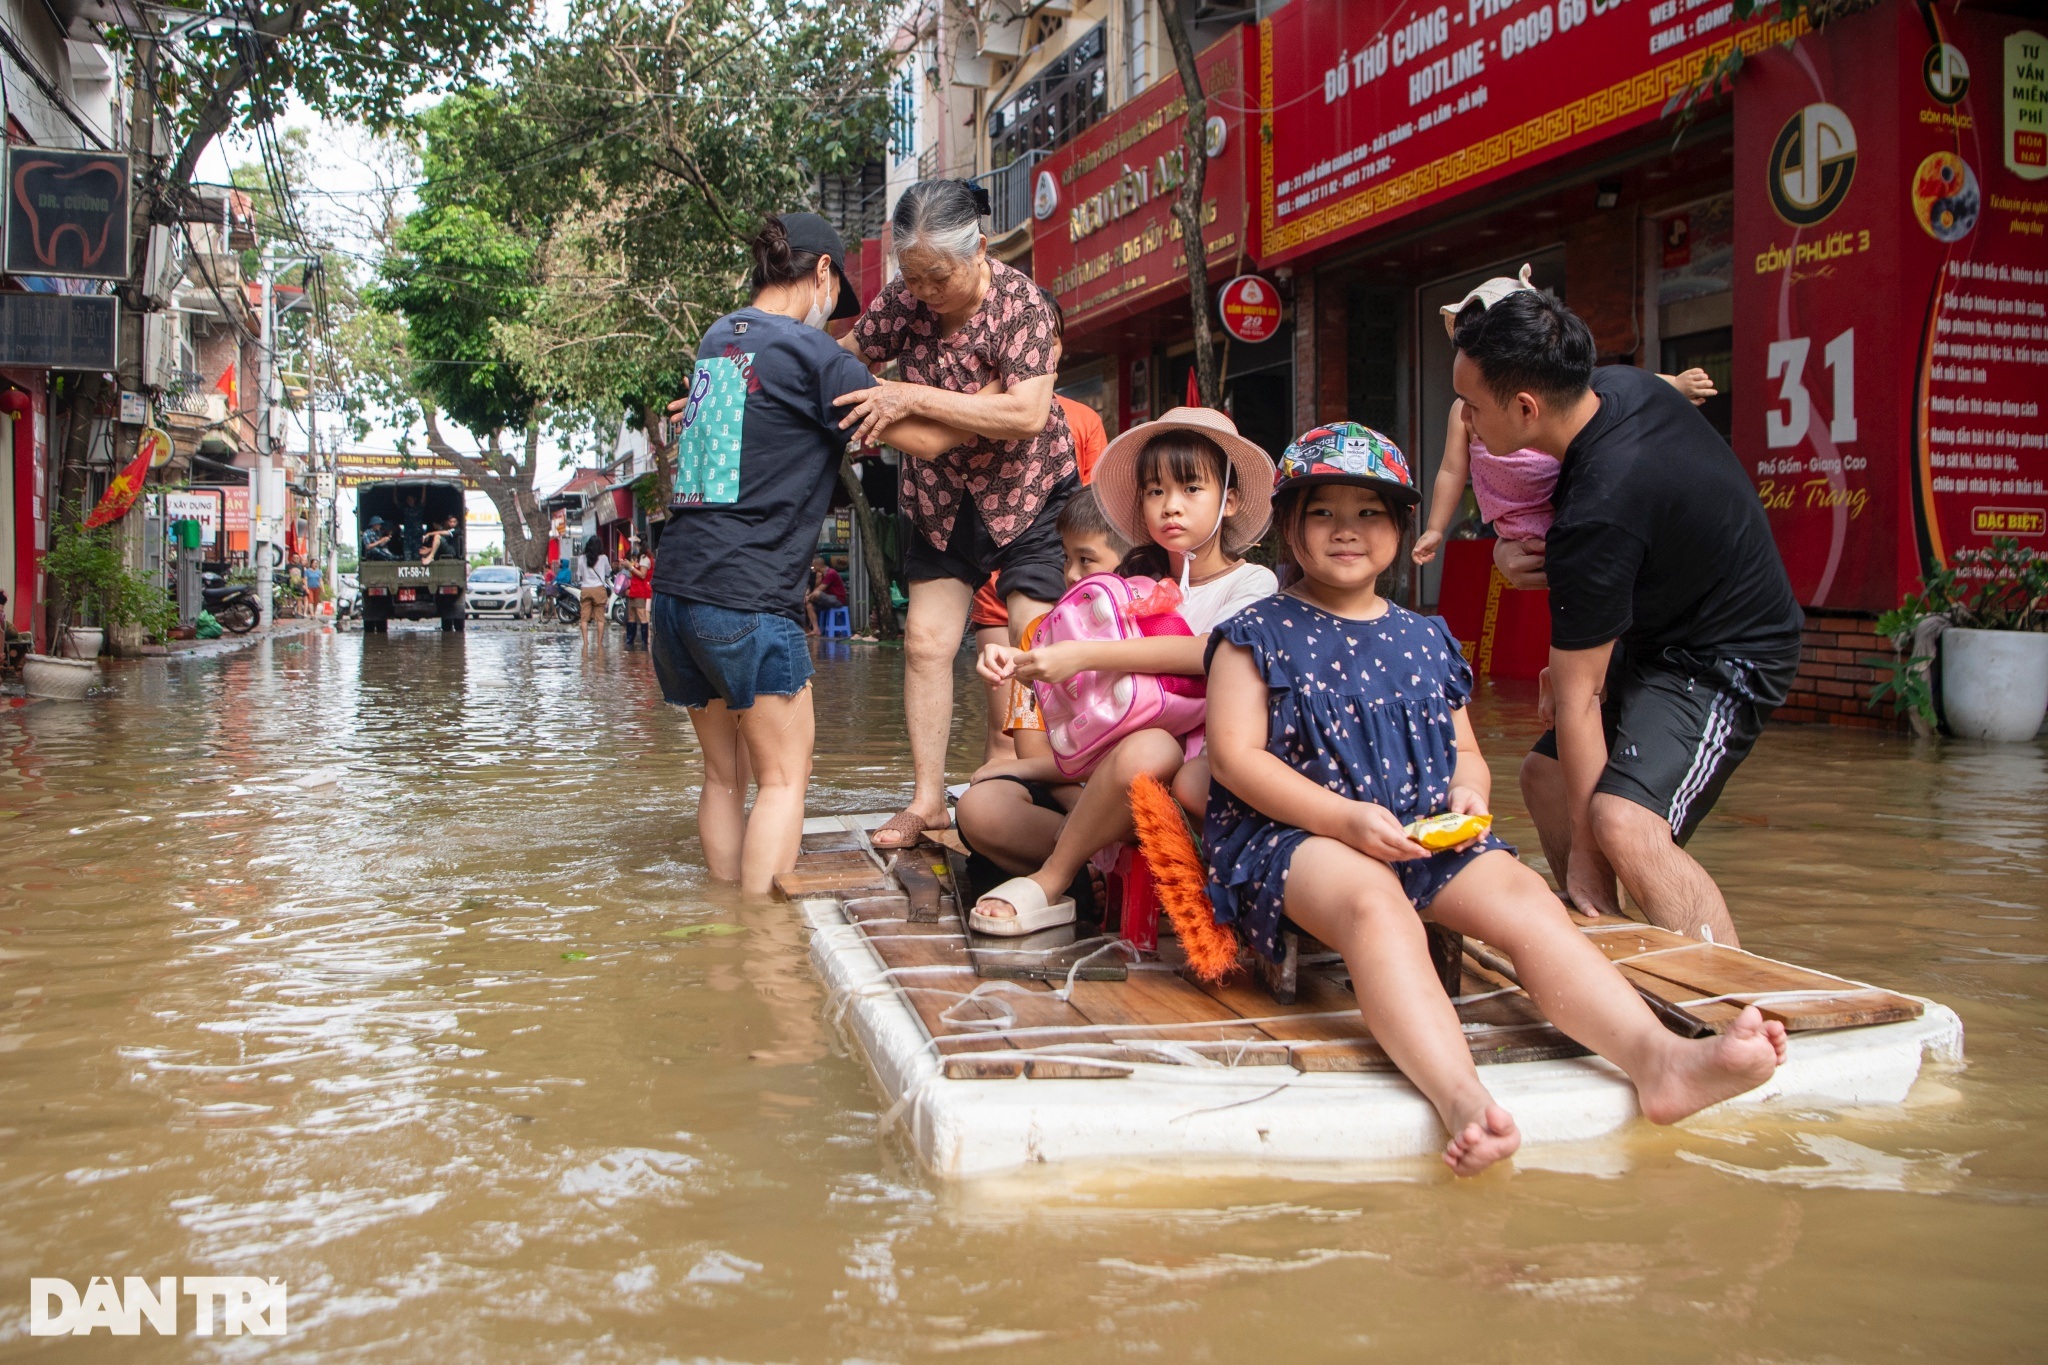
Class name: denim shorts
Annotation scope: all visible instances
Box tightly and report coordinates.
[651,594,814,710]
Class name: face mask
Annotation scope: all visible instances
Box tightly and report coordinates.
[801,275,836,331]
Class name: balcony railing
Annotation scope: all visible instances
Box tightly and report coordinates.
[987,23,1107,171]
[974,149,1047,238]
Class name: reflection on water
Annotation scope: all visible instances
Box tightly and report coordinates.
[1,626,2043,1359]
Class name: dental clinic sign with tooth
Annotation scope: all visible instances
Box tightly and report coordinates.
[5,146,131,281]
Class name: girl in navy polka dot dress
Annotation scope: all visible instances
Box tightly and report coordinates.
[1203,424,1786,1177]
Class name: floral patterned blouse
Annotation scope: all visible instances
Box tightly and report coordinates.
[851,258,1075,548]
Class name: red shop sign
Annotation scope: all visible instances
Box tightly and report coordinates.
[1254,0,1803,267]
[1217,274,1282,343]
[1032,28,1248,334]
[1732,3,2048,612]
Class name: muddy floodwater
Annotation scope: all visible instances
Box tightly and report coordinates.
[2,624,2043,1361]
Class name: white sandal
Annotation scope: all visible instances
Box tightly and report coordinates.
[969,877,1077,937]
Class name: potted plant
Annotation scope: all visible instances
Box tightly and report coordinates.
[40,522,123,659]
[1871,537,2048,742]
[27,523,178,699]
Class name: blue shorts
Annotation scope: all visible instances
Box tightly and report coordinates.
[651,595,813,710]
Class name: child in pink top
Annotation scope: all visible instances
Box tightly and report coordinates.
[1413,265,1719,564]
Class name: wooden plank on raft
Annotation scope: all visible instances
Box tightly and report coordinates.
[772,865,898,899]
[942,1055,1133,1080]
[1615,942,1923,1031]
[923,828,969,857]
[1193,968,1374,1044]
[968,933,1129,983]
[1066,966,1277,1028]
[894,854,946,923]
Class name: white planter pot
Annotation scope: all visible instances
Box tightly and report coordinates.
[1941,627,2048,742]
[63,625,104,659]
[22,652,98,701]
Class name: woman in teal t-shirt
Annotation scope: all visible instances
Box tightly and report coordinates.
[651,212,874,895]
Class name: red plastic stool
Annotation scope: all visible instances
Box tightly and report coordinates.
[1103,844,1161,953]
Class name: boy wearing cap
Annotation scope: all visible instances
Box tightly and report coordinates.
[1450,289,1803,946]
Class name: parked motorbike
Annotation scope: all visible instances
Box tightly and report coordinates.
[199,573,260,635]
[538,581,581,625]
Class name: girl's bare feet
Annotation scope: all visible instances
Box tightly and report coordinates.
[1443,1102,1520,1176]
[1635,1005,1787,1124]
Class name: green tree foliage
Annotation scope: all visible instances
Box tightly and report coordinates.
[488,0,896,438]
[112,0,535,199]
[361,1,896,569]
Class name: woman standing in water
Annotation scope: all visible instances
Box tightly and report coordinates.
[574,537,611,645]
[835,179,1076,850]
[651,212,876,894]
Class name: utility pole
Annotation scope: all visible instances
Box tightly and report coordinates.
[256,242,278,629]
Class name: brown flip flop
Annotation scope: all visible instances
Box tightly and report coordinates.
[869,808,950,850]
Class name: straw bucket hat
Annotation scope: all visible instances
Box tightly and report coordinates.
[1091,406,1277,551]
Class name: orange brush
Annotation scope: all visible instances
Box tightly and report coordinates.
[1128,773,1240,983]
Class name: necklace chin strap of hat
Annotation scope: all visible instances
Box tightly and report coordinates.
[1178,458,1232,596]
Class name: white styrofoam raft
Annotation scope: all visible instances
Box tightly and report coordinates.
[800,894,1965,1181]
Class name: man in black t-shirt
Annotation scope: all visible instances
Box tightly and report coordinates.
[1451,291,1802,947]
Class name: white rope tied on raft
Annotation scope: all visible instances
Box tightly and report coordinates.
[1048,938,1144,1003]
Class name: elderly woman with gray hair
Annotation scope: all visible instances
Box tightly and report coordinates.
[835,178,1076,849]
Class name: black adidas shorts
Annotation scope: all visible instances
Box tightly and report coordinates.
[1531,646,1799,845]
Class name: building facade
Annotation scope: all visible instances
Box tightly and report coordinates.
[976,0,2044,726]
[0,0,123,654]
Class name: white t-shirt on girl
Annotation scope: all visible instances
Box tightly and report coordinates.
[1180,561,1279,635]
[576,555,612,589]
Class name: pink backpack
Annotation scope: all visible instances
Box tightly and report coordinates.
[1031,574,1207,779]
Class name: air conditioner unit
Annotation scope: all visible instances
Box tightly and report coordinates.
[141,311,180,388]
[978,14,1026,58]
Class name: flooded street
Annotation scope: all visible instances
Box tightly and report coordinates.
[2,624,2043,1361]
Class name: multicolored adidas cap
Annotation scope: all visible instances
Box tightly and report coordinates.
[1274,422,1420,505]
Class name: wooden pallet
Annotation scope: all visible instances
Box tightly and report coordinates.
[791,821,1923,1081]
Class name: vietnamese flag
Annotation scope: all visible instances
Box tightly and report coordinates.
[84,441,152,528]
[215,361,237,410]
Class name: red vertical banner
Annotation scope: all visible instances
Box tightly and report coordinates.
[1903,10,2048,571]
[1734,3,2048,614]
[1733,6,1906,613]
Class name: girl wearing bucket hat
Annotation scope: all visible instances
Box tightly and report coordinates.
[1201,419,1786,1175]
[963,408,1278,934]
[1090,406,1277,607]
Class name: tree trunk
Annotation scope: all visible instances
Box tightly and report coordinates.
[1161,2,1219,408]
[839,454,898,638]
[422,408,554,572]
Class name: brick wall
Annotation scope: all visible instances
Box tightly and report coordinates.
[1776,613,1901,730]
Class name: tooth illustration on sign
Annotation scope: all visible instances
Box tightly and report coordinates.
[10,156,128,270]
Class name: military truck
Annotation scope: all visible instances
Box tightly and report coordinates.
[356,478,467,632]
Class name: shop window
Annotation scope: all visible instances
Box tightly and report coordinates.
[1662,327,1732,441]
[987,25,1107,169]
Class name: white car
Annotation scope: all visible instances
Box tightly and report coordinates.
[465,565,533,619]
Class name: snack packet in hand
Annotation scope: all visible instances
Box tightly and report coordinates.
[1403,811,1493,850]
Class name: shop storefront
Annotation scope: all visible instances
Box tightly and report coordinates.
[1030,27,1294,455]
[1252,0,2044,722]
